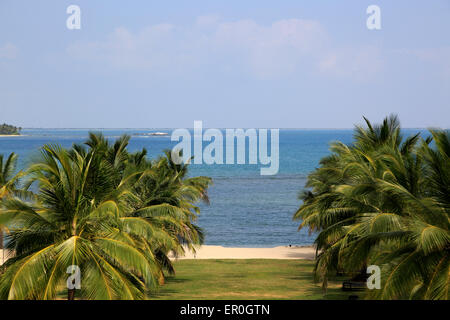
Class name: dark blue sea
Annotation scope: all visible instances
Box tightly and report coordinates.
[0,128,424,247]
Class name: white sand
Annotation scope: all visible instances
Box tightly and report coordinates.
[0,135,25,137]
[170,245,316,260]
[0,246,316,265]
[0,249,13,266]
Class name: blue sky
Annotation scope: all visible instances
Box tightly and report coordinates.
[0,0,449,128]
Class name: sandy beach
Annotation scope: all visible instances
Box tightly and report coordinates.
[170,245,316,260]
[0,246,316,266]
[0,249,13,266]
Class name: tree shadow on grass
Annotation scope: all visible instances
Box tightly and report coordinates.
[222,273,247,279]
[212,260,238,264]
[150,278,190,298]
[284,271,316,281]
[163,277,190,284]
[323,289,356,300]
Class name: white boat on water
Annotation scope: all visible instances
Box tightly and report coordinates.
[149,132,169,136]
[133,132,169,137]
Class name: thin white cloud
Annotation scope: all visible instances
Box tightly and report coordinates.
[412,47,450,77]
[195,15,221,27]
[0,43,18,59]
[318,46,384,80]
[67,17,383,80]
[212,18,328,77]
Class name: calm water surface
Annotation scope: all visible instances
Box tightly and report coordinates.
[2,128,407,246]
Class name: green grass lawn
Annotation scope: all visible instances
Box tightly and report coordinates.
[151,259,356,300]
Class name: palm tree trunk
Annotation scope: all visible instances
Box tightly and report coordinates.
[0,228,3,249]
[322,276,328,295]
[158,271,165,285]
[67,288,75,300]
[0,228,3,266]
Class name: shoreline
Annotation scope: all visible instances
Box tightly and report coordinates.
[0,134,24,137]
[1,246,316,266]
[170,245,316,260]
[0,249,13,266]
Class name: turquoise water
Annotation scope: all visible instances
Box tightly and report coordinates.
[0,128,385,247]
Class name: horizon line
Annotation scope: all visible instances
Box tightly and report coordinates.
[18,127,444,130]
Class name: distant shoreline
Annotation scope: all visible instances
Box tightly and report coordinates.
[16,127,440,130]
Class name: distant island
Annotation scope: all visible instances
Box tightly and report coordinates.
[0,123,21,135]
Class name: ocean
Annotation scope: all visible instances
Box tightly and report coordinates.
[0,128,391,247]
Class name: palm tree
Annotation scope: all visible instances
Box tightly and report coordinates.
[366,129,450,299]
[294,115,450,299]
[82,133,212,262]
[81,133,212,283]
[0,145,158,299]
[0,133,212,299]
[0,153,20,255]
[125,150,212,282]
